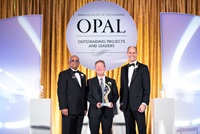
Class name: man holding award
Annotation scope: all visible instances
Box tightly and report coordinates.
[87,60,119,134]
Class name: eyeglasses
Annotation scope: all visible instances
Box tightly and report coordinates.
[70,60,79,63]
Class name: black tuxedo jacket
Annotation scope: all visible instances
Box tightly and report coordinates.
[120,62,150,111]
[87,76,119,118]
[57,68,87,115]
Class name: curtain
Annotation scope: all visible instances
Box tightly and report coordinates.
[1,0,200,133]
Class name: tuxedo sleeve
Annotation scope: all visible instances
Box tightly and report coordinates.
[87,80,99,107]
[57,72,68,110]
[142,65,150,105]
[119,67,124,105]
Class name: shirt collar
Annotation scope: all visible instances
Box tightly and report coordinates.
[70,68,78,72]
[97,76,105,81]
[129,61,137,65]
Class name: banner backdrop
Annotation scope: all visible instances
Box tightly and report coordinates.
[161,13,200,133]
[66,1,137,70]
[0,15,42,134]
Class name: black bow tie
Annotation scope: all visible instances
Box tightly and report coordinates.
[73,71,78,74]
[128,63,135,67]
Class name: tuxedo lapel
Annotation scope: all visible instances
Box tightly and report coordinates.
[125,65,129,86]
[131,69,137,83]
[95,77,101,90]
[105,77,109,85]
[78,71,85,88]
[80,74,84,87]
[94,77,103,100]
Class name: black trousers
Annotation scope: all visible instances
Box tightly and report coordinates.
[123,105,146,134]
[62,114,84,134]
[89,116,113,134]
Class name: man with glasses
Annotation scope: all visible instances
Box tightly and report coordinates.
[57,55,87,134]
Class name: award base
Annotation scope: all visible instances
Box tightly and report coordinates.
[101,103,111,107]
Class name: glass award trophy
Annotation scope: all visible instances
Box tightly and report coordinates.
[101,83,111,107]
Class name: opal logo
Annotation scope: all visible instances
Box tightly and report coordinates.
[77,19,126,33]
[66,1,137,70]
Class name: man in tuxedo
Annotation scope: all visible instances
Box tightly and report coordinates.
[87,60,119,134]
[119,46,150,134]
[57,55,87,134]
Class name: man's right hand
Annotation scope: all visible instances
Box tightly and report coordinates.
[96,102,103,109]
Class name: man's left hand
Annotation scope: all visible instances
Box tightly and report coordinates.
[138,103,146,113]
